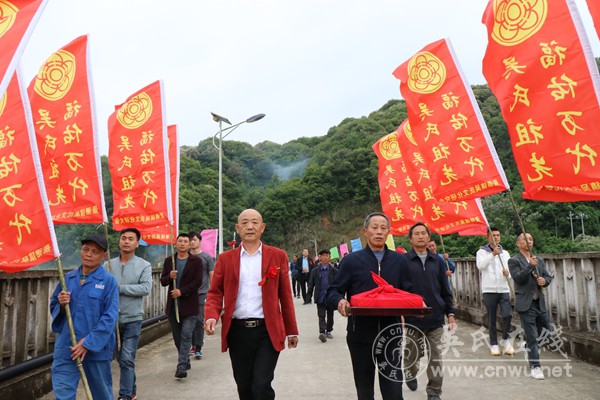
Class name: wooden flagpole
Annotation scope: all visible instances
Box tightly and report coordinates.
[169,223,180,323]
[55,257,94,400]
[103,223,121,351]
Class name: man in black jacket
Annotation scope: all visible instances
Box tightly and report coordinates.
[327,212,411,400]
[160,233,204,379]
[307,249,338,342]
[297,248,315,304]
[403,222,455,400]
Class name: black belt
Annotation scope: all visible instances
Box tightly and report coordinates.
[232,318,265,328]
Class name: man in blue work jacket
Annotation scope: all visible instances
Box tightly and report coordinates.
[50,234,119,399]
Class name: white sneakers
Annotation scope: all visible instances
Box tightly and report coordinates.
[531,366,545,380]
[490,345,501,356]
[500,339,514,355]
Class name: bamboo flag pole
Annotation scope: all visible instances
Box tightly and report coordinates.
[55,257,93,400]
[486,226,515,300]
[103,223,121,351]
[169,223,180,323]
[506,191,542,292]
[438,235,457,302]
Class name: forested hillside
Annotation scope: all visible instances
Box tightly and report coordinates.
[49,84,600,268]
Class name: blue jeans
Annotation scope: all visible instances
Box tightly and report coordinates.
[117,320,143,399]
[192,293,207,349]
[519,299,552,368]
[52,358,112,400]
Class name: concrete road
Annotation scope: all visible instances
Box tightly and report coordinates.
[40,295,600,399]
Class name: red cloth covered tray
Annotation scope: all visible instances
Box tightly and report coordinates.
[348,307,432,316]
[350,272,425,309]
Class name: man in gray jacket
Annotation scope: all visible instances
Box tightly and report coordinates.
[107,228,152,400]
[508,232,553,380]
[189,231,214,359]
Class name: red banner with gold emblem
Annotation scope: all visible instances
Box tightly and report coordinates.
[108,80,173,231]
[372,125,416,235]
[28,35,107,223]
[140,124,179,244]
[0,72,59,272]
[393,38,509,203]
[396,120,489,234]
[0,0,47,97]
[373,120,489,235]
[482,0,600,201]
[585,0,600,40]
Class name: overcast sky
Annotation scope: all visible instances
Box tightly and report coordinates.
[19,0,600,155]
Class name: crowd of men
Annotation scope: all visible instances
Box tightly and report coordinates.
[49,210,555,400]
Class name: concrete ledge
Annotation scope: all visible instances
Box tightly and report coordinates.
[0,320,171,400]
[456,304,600,366]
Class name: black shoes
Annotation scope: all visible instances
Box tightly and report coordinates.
[406,378,418,391]
[175,366,187,378]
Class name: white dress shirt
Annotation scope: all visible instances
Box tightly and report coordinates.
[232,243,264,319]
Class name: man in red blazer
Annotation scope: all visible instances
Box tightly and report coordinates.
[205,208,299,400]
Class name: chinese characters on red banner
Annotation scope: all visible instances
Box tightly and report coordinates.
[141,124,179,244]
[373,120,488,235]
[0,72,58,271]
[108,80,173,231]
[394,38,508,202]
[482,0,600,201]
[28,35,106,223]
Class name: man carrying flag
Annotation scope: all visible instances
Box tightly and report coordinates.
[160,233,203,379]
[50,234,119,400]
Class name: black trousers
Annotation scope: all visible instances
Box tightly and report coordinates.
[227,322,280,400]
[316,303,334,333]
[291,275,298,296]
[347,340,404,400]
[298,273,309,302]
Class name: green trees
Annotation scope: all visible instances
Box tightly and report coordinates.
[40,83,600,268]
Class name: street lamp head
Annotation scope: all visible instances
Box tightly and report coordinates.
[246,113,265,123]
[211,112,231,125]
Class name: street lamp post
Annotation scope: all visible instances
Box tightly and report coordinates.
[212,112,265,254]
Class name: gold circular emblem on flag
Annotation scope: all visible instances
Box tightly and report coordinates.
[0,1,18,39]
[407,52,446,94]
[379,132,401,160]
[117,92,153,129]
[402,121,418,147]
[0,91,6,117]
[491,0,547,46]
[33,50,77,101]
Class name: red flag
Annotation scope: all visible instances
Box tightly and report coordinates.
[395,120,489,234]
[0,71,59,272]
[0,0,48,97]
[393,38,508,202]
[108,81,173,230]
[141,124,179,244]
[372,126,416,235]
[28,35,107,223]
[482,0,600,201]
[373,120,489,235]
[458,226,488,236]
